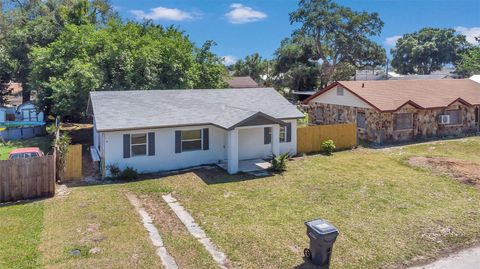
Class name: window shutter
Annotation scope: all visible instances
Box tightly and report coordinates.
[264,127,271,144]
[202,128,209,150]
[148,132,155,156]
[286,123,292,142]
[123,134,130,158]
[175,131,181,153]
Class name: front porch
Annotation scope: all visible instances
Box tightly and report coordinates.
[217,158,272,173]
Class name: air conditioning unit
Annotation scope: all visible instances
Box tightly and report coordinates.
[439,115,450,125]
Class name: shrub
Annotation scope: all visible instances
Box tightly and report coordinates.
[321,140,336,155]
[270,152,290,173]
[107,164,121,178]
[119,166,139,181]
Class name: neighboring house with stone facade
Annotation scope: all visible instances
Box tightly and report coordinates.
[303,80,480,144]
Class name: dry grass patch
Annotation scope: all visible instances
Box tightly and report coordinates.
[138,195,219,269]
[408,157,480,187]
[40,184,163,269]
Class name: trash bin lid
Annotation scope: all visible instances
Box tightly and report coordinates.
[305,219,338,235]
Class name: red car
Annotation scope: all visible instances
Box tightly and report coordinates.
[8,147,45,160]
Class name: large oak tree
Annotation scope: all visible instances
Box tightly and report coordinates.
[274,0,386,91]
[391,28,469,75]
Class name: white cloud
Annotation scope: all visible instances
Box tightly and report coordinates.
[455,26,480,44]
[225,3,267,24]
[222,55,237,65]
[384,35,402,46]
[131,6,195,21]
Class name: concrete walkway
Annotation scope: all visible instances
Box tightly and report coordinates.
[410,246,480,269]
[126,193,178,269]
[163,193,230,269]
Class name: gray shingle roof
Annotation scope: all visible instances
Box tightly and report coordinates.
[89,88,304,132]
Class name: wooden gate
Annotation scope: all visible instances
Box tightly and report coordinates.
[64,144,83,181]
[297,123,358,154]
[0,155,55,203]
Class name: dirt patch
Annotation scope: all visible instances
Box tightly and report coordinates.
[139,195,224,269]
[408,157,480,187]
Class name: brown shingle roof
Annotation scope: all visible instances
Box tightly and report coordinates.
[226,76,259,88]
[304,79,480,112]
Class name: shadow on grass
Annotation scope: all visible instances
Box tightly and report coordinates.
[62,165,271,189]
[294,258,322,269]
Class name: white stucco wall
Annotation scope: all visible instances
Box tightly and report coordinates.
[102,124,226,174]
[237,119,297,160]
[100,119,298,176]
[310,86,373,109]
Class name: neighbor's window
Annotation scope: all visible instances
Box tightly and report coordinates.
[337,87,344,96]
[181,130,202,151]
[357,112,366,129]
[394,113,413,130]
[337,109,344,122]
[314,108,324,123]
[280,126,286,142]
[445,109,461,125]
[131,133,147,156]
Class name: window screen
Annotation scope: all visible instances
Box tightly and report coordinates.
[337,87,344,96]
[337,109,344,122]
[131,133,147,156]
[315,108,324,123]
[280,126,286,142]
[357,112,366,129]
[181,130,202,151]
[445,110,461,125]
[394,113,413,130]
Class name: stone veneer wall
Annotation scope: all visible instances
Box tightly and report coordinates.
[305,101,479,144]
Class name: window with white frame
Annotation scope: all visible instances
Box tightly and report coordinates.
[394,113,413,130]
[337,87,344,96]
[181,130,202,151]
[131,133,147,156]
[315,108,324,123]
[280,126,287,142]
[337,109,344,122]
[357,112,366,129]
[445,109,461,125]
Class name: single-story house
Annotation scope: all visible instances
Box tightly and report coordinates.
[226,76,259,88]
[87,88,304,177]
[303,80,480,144]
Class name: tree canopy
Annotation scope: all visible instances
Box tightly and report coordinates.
[231,53,270,83]
[29,21,227,119]
[0,0,117,101]
[274,0,386,91]
[455,37,480,77]
[391,28,469,75]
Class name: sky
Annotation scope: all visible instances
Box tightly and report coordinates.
[111,0,480,65]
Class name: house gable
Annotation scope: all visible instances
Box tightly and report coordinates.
[308,85,373,109]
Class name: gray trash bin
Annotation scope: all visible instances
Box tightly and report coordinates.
[304,218,339,268]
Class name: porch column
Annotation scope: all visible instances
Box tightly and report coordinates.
[227,128,239,174]
[291,121,297,155]
[271,124,280,156]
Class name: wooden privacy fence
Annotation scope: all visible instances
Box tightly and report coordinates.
[0,155,55,203]
[63,144,83,181]
[297,123,358,154]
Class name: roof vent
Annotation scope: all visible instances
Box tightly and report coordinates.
[362,83,365,88]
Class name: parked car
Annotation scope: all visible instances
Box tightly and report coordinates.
[8,147,44,160]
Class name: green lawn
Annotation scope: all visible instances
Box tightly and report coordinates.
[1,137,479,269]
[0,202,44,269]
[0,136,53,160]
[127,137,480,268]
